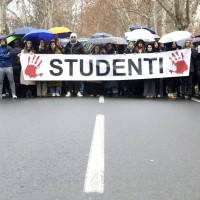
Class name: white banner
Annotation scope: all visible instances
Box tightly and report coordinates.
[20,49,191,81]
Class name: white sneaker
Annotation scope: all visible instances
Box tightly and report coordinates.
[77,91,83,97]
[52,93,56,97]
[56,92,60,97]
[12,94,17,99]
[65,92,71,97]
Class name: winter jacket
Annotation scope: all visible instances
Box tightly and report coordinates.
[124,48,135,54]
[0,45,13,67]
[64,41,85,54]
[190,48,197,73]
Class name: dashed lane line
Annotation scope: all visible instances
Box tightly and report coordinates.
[99,96,104,103]
[84,114,105,194]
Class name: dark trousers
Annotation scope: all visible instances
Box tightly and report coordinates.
[66,81,81,93]
[181,72,194,96]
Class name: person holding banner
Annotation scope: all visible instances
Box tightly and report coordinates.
[88,45,104,97]
[64,33,85,97]
[153,41,164,98]
[104,43,119,97]
[143,44,156,98]
[123,41,136,97]
[181,40,197,100]
[133,39,145,97]
[19,40,36,98]
[47,41,62,97]
[166,42,181,99]
[36,39,49,97]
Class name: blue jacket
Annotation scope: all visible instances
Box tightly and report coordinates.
[0,45,13,67]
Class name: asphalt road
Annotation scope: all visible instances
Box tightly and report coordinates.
[0,97,200,200]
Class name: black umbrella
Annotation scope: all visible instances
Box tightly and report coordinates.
[192,37,200,44]
[129,26,156,34]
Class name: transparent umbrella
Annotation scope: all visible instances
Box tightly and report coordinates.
[127,29,155,42]
[159,31,192,43]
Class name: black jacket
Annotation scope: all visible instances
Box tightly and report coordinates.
[64,41,85,54]
[124,48,135,54]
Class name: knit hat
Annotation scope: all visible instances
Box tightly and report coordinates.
[70,33,77,38]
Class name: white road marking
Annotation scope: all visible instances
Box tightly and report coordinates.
[84,114,105,194]
[99,96,104,103]
[192,97,200,103]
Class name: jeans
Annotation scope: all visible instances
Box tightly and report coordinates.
[0,67,16,95]
[49,86,61,94]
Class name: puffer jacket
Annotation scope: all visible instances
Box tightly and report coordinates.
[64,41,85,54]
[0,45,13,67]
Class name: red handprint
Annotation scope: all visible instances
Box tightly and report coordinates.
[169,51,188,74]
[24,55,43,78]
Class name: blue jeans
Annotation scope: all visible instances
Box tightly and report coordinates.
[0,67,16,95]
[49,86,61,94]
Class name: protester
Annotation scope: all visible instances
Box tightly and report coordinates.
[104,43,119,97]
[10,39,22,97]
[36,39,49,97]
[87,45,104,96]
[47,40,62,97]
[0,37,17,99]
[19,40,36,97]
[153,41,164,98]
[143,44,156,98]
[153,41,160,53]
[134,39,146,53]
[64,32,85,97]
[181,40,197,100]
[166,42,181,99]
[132,39,145,97]
[123,41,136,97]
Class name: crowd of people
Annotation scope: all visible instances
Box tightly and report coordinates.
[0,32,200,100]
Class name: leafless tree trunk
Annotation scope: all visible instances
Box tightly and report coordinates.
[161,8,166,35]
[156,0,200,30]
[0,0,13,36]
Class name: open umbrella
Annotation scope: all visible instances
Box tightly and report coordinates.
[159,31,192,43]
[127,29,155,42]
[6,35,21,44]
[23,29,55,43]
[49,27,72,38]
[87,37,127,45]
[194,33,200,37]
[10,26,36,36]
[91,32,112,39]
[129,26,156,34]
[192,37,200,44]
[153,34,160,39]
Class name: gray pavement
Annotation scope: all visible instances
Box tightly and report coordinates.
[0,97,200,200]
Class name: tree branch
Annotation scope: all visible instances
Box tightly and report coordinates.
[7,8,20,19]
[6,0,13,5]
[156,0,177,23]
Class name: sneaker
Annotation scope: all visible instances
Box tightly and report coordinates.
[0,94,2,99]
[65,92,71,97]
[52,93,56,97]
[168,93,172,98]
[12,94,17,99]
[77,91,83,97]
[56,92,60,97]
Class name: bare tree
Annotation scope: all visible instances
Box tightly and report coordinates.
[156,0,200,30]
[0,0,13,35]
